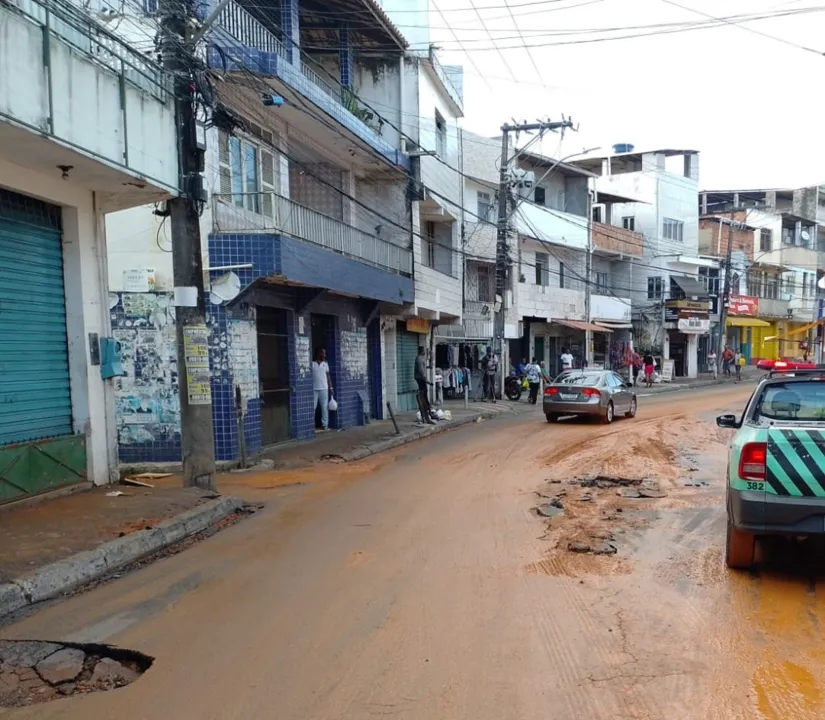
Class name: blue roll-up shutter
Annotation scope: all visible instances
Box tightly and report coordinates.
[0,199,72,445]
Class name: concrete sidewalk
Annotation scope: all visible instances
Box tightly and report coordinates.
[254,401,532,469]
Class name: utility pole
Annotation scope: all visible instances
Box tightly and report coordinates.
[717,208,736,373]
[495,119,574,392]
[585,189,594,366]
[160,0,217,489]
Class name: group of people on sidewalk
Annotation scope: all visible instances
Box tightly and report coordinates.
[707,346,746,382]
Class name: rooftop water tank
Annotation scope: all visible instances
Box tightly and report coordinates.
[613,143,634,154]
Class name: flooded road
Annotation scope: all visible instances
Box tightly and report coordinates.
[3,384,825,719]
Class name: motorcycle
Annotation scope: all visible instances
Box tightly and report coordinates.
[504,374,524,401]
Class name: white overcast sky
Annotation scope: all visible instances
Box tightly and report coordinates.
[413,0,825,189]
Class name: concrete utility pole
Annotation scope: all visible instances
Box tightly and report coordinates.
[717,208,736,373]
[495,120,574,392]
[160,0,217,489]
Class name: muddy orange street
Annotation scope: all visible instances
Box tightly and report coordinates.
[3,385,822,720]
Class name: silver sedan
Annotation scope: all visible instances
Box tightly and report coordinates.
[543,369,637,424]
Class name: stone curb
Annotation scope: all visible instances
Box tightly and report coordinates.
[0,496,245,621]
[338,408,504,462]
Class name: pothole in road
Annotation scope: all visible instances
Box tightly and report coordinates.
[0,640,152,707]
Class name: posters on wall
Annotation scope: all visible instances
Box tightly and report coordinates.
[183,325,212,405]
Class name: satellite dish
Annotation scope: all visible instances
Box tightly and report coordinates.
[209,271,241,305]
[818,275,825,290]
[801,230,811,241]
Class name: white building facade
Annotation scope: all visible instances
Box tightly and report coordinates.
[575,149,706,378]
[0,0,179,500]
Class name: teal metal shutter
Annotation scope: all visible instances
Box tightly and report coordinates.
[0,193,72,445]
[396,326,420,412]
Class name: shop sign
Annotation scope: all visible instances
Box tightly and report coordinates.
[406,318,431,334]
[677,317,710,334]
[666,299,710,312]
[728,295,759,316]
[661,359,675,382]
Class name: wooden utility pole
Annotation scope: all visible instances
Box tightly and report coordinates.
[160,0,216,489]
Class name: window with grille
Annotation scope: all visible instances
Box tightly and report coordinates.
[647,276,663,299]
[476,263,494,302]
[663,218,684,242]
[218,130,278,218]
[477,191,494,221]
[595,272,609,294]
[760,228,772,252]
[535,252,549,287]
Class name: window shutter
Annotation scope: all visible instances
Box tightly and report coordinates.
[260,148,277,219]
[218,131,232,196]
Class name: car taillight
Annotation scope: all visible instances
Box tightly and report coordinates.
[582,388,600,398]
[545,386,558,395]
[739,442,767,481]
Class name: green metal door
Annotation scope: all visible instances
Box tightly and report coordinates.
[396,325,420,412]
[0,190,85,503]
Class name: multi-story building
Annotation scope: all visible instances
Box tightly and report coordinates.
[105,0,464,464]
[700,188,825,363]
[459,133,644,377]
[574,148,707,378]
[0,0,179,500]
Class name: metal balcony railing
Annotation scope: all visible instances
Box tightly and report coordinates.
[7,0,171,98]
[216,0,286,59]
[212,193,412,276]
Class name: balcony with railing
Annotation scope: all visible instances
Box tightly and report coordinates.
[592,222,645,257]
[1,0,178,198]
[212,193,412,276]
[207,0,408,170]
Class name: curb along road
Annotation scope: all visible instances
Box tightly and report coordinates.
[0,496,245,622]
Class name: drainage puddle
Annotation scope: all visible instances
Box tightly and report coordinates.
[0,640,152,707]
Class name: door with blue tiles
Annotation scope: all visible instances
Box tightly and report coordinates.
[257,307,291,446]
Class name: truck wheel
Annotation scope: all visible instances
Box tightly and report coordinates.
[725,515,756,569]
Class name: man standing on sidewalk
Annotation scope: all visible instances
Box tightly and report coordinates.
[415,346,435,424]
[312,348,333,431]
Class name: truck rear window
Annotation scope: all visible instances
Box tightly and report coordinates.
[755,381,825,421]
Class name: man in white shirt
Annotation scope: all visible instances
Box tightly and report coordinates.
[560,348,574,371]
[312,348,333,431]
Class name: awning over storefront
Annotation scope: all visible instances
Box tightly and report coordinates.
[554,319,613,333]
[671,275,709,298]
[727,317,770,328]
[594,321,633,330]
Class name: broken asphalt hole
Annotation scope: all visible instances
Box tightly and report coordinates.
[0,640,153,707]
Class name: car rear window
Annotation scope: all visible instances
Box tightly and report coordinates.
[755,381,825,421]
[554,372,600,386]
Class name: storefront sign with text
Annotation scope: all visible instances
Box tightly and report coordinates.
[728,296,759,316]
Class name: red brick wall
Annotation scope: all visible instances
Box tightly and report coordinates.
[699,212,753,261]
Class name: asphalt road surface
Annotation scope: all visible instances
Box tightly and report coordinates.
[3,384,825,720]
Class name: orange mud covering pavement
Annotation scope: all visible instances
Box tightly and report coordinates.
[3,385,825,720]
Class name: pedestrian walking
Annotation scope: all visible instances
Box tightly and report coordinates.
[525,357,542,404]
[735,349,745,382]
[643,351,655,388]
[560,347,574,372]
[414,346,435,424]
[485,347,499,402]
[312,348,333,431]
[707,349,718,380]
[631,349,642,386]
[722,346,734,378]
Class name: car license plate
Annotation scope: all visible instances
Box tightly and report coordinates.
[560,393,578,401]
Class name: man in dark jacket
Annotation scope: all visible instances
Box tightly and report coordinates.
[415,346,435,424]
